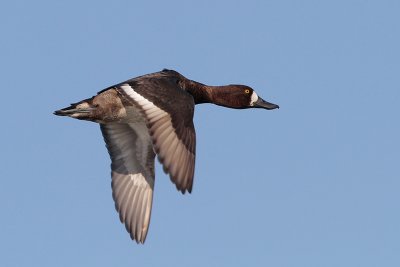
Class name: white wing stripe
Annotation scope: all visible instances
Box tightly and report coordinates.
[119,83,194,193]
[120,179,134,222]
[152,116,170,129]
[113,174,131,202]
[148,112,167,122]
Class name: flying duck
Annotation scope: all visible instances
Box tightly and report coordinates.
[54,69,279,243]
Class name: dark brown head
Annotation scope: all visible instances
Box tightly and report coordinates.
[209,85,279,110]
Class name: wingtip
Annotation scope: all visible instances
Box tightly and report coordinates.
[177,185,192,194]
[135,238,145,245]
[130,232,146,244]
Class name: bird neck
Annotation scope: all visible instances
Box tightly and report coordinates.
[183,79,213,104]
[184,79,235,106]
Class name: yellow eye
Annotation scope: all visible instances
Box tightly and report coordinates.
[244,89,250,94]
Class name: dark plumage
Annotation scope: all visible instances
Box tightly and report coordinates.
[54,69,279,243]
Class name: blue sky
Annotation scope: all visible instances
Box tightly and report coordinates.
[1,0,399,266]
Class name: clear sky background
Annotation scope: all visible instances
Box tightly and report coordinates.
[1,0,399,266]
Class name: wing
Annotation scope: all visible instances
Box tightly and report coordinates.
[117,78,196,193]
[100,122,155,244]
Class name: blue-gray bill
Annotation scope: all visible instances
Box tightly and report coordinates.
[254,97,279,110]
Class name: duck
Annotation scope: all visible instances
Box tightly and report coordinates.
[54,69,279,244]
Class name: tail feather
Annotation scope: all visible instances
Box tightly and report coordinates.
[54,98,97,121]
[54,107,96,116]
[55,88,124,123]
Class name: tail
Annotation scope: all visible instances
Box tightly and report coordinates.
[54,97,97,121]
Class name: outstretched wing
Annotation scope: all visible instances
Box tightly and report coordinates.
[117,77,196,193]
[100,122,155,243]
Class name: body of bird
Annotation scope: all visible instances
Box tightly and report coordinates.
[54,69,279,243]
